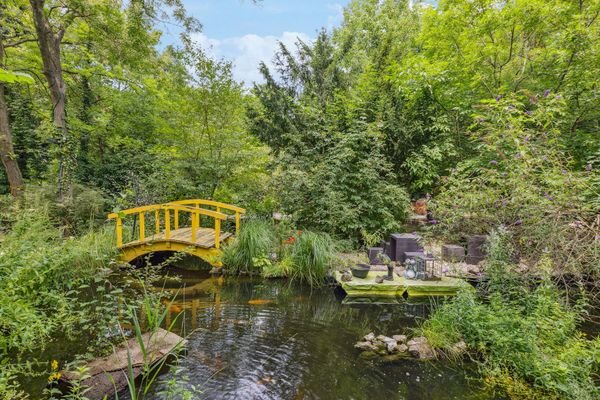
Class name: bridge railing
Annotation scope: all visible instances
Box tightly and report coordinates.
[107,203,228,249]
[167,199,246,235]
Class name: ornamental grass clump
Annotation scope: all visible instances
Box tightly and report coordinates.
[221,219,275,274]
[288,231,336,287]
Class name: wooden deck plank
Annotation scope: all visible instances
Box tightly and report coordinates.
[123,227,231,249]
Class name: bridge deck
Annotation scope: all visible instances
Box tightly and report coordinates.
[123,227,232,249]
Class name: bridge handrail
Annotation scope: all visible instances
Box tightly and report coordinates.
[107,203,229,249]
[168,199,245,234]
[167,199,246,214]
[107,203,227,221]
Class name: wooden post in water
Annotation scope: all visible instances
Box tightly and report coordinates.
[139,212,145,241]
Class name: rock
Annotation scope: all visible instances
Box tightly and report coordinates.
[354,341,376,351]
[392,335,407,344]
[373,341,387,352]
[375,275,385,284]
[386,340,398,353]
[341,272,353,282]
[466,235,487,265]
[450,340,467,356]
[363,332,375,342]
[407,336,435,360]
[397,344,408,353]
[377,335,395,344]
[466,265,480,275]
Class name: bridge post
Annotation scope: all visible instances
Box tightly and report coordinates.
[139,212,145,241]
[174,209,179,229]
[165,209,171,240]
[155,210,160,234]
[214,218,221,249]
[235,212,240,235]
[116,217,123,247]
[191,211,198,243]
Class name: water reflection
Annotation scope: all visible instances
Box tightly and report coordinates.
[148,269,487,400]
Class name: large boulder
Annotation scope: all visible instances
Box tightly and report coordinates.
[407,336,435,360]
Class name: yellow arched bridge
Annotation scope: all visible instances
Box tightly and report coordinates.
[108,200,245,266]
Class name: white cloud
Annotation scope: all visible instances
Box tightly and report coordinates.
[192,31,312,87]
[326,2,345,30]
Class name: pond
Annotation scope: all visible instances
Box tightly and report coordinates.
[139,268,490,400]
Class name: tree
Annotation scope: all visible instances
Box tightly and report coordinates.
[29,0,81,201]
[0,2,36,197]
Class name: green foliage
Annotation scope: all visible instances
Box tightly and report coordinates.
[0,207,115,348]
[422,229,599,400]
[430,94,599,275]
[288,231,336,287]
[221,219,275,274]
[249,31,411,239]
[0,69,33,84]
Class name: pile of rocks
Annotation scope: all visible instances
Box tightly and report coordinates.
[354,332,436,361]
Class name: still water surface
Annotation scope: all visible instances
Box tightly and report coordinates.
[145,269,489,400]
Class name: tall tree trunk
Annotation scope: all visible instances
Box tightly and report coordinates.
[0,39,24,197]
[30,0,76,202]
[0,83,24,197]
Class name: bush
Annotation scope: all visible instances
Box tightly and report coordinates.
[221,219,275,274]
[0,207,117,356]
[421,229,599,400]
[430,94,599,276]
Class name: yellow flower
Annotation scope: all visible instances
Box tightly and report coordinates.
[51,359,59,370]
[47,372,62,382]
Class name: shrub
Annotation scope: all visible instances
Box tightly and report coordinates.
[221,219,275,274]
[0,207,118,357]
[421,229,599,400]
[430,94,599,276]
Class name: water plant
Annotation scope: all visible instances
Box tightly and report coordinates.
[117,286,187,400]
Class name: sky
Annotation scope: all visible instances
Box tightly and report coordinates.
[160,1,350,86]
